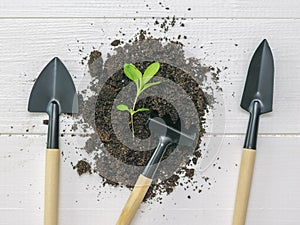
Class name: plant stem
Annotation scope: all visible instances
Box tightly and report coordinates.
[132,94,139,111]
[131,93,139,138]
[130,113,134,138]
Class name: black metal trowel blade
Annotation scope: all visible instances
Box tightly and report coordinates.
[241,39,274,114]
[28,57,78,114]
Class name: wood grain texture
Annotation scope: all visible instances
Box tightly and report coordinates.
[0,0,299,18]
[116,174,152,225]
[0,19,299,134]
[232,149,256,225]
[44,149,60,225]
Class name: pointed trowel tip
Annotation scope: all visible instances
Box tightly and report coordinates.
[260,39,270,49]
[49,57,66,70]
[51,57,62,64]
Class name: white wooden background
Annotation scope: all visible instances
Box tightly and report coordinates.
[1,1,300,225]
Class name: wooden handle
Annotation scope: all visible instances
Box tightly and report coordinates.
[116,174,152,225]
[232,148,256,225]
[44,148,60,225]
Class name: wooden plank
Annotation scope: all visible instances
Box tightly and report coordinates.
[0,19,300,134]
[1,135,300,224]
[0,0,299,18]
[0,18,299,134]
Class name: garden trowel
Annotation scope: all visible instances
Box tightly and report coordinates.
[28,57,78,225]
[232,40,274,225]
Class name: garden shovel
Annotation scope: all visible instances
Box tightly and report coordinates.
[116,117,196,225]
[28,57,78,225]
[232,40,274,225]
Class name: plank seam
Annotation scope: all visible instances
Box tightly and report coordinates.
[0,17,299,20]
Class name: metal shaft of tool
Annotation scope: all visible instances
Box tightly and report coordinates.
[47,102,59,149]
[244,101,261,150]
[142,136,172,179]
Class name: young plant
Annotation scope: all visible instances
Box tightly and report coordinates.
[116,62,161,137]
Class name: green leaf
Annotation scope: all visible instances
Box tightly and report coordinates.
[135,108,150,113]
[131,64,142,79]
[124,64,142,86]
[141,81,161,92]
[116,104,129,111]
[142,62,160,84]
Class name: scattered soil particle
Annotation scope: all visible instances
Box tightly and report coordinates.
[88,50,102,67]
[184,168,195,178]
[73,160,92,176]
[111,39,121,47]
[71,123,78,131]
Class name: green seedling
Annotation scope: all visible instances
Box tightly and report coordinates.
[117,62,161,137]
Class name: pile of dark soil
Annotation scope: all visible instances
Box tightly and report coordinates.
[75,28,221,201]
